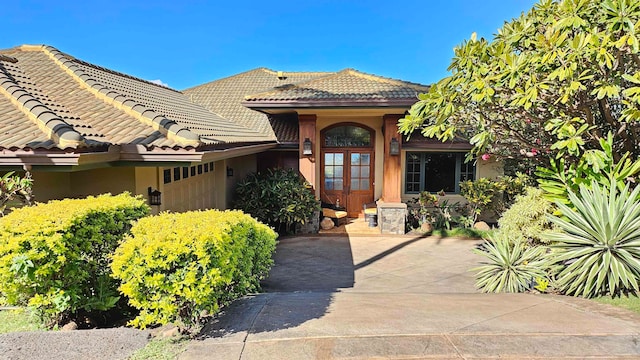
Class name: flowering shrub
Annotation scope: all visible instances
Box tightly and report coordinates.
[111,209,277,332]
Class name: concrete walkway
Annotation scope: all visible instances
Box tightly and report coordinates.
[181,235,640,359]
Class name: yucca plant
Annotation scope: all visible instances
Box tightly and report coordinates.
[546,181,640,298]
[473,233,548,293]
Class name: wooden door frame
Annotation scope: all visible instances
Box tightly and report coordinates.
[320,123,375,217]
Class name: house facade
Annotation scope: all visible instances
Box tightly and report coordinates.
[0,45,501,232]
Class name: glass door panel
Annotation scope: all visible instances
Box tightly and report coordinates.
[350,152,370,191]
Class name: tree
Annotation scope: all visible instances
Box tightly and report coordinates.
[399,0,640,163]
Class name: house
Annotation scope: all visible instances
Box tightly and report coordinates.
[0,44,501,232]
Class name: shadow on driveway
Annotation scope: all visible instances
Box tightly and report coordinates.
[197,236,355,339]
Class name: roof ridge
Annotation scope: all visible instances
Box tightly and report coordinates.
[36,45,201,147]
[183,67,334,91]
[243,70,342,100]
[183,68,271,91]
[0,59,86,149]
[342,68,430,89]
[19,45,180,93]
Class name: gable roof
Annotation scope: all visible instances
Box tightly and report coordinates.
[184,68,330,139]
[0,45,272,154]
[242,69,429,108]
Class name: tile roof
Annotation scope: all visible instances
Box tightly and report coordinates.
[242,69,429,107]
[184,68,330,140]
[0,45,271,151]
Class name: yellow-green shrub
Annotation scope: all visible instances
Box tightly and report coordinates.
[111,209,277,332]
[0,193,149,326]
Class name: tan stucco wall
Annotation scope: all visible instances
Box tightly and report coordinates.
[225,154,257,209]
[30,171,71,202]
[69,167,136,198]
[315,116,384,200]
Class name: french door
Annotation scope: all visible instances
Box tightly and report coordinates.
[321,150,374,217]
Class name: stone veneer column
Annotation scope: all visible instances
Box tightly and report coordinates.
[382,114,403,202]
[298,114,317,190]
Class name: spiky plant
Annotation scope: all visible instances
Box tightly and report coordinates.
[473,233,548,293]
[546,181,640,298]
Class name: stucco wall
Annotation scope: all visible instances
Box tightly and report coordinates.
[315,116,384,201]
[225,154,257,209]
[69,167,136,198]
[30,171,71,202]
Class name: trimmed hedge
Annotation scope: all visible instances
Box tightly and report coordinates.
[111,209,277,331]
[0,193,149,326]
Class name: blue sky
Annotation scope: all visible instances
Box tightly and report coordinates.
[2,0,537,90]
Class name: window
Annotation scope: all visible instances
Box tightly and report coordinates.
[173,167,181,181]
[197,164,203,174]
[182,167,189,179]
[204,163,209,173]
[163,169,171,184]
[324,125,371,147]
[405,152,475,194]
[191,166,196,177]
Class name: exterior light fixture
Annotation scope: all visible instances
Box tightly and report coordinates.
[389,138,400,155]
[148,187,162,206]
[302,138,313,156]
[226,166,234,177]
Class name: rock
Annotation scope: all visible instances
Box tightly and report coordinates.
[320,217,335,230]
[149,323,180,338]
[473,221,491,231]
[420,222,433,233]
[61,321,78,331]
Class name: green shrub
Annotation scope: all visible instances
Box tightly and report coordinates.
[546,181,640,298]
[0,171,33,215]
[497,187,557,245]
[111,210,277,332]
[473,232,549,293]
[0,193,149,326]
[537,133,640,207]
[459,173,531,225]
[234,168,320,234]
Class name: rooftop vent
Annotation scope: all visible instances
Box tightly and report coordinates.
[277,71,287,80]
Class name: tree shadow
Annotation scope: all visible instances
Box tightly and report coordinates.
[197,236,354,339]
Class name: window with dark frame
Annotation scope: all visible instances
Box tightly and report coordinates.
[197,164,203,174]
[191,166,196,177]
[163,169,171,184]
[404,152,475,194]
[182,167,189,179]
[204,163,209,173]
[173,167,180,181]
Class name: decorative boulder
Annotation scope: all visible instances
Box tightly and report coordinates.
[420,222,433,233]
[473,221,491,231]
[320,217,335,230]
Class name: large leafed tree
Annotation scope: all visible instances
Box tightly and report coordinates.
[399,0,640,163]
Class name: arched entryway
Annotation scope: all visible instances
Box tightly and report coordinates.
[320,123,375,217]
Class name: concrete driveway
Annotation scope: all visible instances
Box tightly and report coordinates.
[181,235,640,359]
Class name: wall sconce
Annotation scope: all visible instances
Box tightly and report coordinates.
[302,138,313,156]
[148,187,162,206]
[389,138,400,155]
[226,166,234,177]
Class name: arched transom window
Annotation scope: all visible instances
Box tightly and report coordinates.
[323,125,372,147]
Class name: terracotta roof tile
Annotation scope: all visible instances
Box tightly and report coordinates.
[268,114,299,144]
[0,45,273,152]
[184,68,330,140]
[243,69,429,105]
